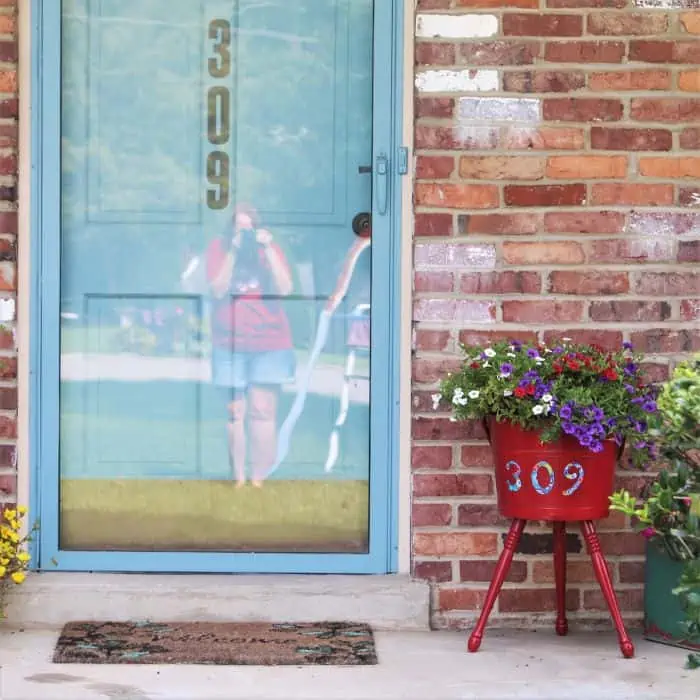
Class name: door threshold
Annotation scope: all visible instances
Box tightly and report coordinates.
[5,573,429,631]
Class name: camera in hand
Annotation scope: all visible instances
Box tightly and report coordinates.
[235,227,260,271]
[238,227,257,252]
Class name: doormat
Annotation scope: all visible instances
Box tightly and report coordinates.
[52,621,378,666]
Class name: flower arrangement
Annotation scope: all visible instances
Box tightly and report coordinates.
[437,338,658,467]
[0,506,36,618]
[610,355,700,668]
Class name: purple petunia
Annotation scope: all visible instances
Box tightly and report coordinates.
[527,348,540,359]
[559,405,573,420]
[624,384,635,394]
[562,422,576,435]
[623,342,634,350]
[580,434,593,447]
[590,441,604,453]
[500,362,514,376]
[643,400,657,413]
[624,364,637,376]
[592,423,605,437]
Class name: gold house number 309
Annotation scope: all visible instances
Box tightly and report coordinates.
[207,19,231,210]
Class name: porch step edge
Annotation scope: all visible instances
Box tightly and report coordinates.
[4,573,430,631]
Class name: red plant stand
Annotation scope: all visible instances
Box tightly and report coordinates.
[469,419,635,659]
[467,518,635,659]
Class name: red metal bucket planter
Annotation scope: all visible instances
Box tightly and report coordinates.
[467,418,635,659]
[490,418,617,522]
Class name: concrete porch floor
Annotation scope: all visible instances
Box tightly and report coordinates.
[0,628,696,700]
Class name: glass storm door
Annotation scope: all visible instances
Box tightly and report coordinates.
[37,0,398,573]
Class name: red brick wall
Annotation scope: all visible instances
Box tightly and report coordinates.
[0,0,17,509]
[412,1,700,629]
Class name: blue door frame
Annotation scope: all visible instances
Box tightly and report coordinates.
[29,0,405,574]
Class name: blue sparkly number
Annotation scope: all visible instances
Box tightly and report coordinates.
[531,461,555,496]
[505,460,522,492]
[562,462,585,496]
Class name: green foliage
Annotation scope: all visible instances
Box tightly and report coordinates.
[609,355,700,668]
[438,338,657,467]
[673,559,700,670]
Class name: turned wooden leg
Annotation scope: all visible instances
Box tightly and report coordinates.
[468,519,526,653]
[553,521,568,636]
[581,520,635,658]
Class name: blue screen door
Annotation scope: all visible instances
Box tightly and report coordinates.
[36,0,399,573]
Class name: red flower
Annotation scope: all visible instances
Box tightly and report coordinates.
[514,387,527,398]
[604,368,619,381]
[470,362,480,369]
[566,359,580,371]
[553,362,563,374]
[526,384,535,396]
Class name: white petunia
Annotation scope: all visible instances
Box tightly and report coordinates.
[482,361,491,368]
[532,405,545,415]
[432,393,442,410]
[503,389,513,397]
[468,390,480,399]
[484,348,496,358]
[507,352,516,358]
[452,388,468,406]
[542,393,553,403]
[535,357,545,364]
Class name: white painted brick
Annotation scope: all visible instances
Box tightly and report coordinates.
[0,298,14,323]
[416,14,498,39]
[635,0,699,7]
[415,70,499,93]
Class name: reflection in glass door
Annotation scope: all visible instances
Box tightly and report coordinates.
[58,0,375,555]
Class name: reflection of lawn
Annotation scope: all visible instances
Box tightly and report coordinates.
[60,478,369,553]
[59,326,369,373]
[60,380,370,481]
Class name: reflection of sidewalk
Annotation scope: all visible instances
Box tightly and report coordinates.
[60,353,370,403]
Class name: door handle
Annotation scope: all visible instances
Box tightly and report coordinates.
[375,153,389,216]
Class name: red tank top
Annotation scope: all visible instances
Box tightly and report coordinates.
[206,237,293,352]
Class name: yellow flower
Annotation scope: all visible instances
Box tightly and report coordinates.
[17,506,27,515]
[9,519,19,530]
[0,565,6,577]
[3,509,16,520]
[0,558,8,566]
[17,552,29,563]
[11,571,25,584]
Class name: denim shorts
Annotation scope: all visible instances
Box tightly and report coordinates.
[211,347,296,390]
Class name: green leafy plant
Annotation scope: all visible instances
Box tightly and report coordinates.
[673,559,700,669]
[438,338,657,467]
[610,355,700,669]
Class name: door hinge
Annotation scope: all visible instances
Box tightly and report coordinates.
[397,146,409,176]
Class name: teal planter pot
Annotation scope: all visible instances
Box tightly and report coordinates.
[644,542,700,652]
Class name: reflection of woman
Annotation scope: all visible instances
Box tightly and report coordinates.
[206,204,295,487]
